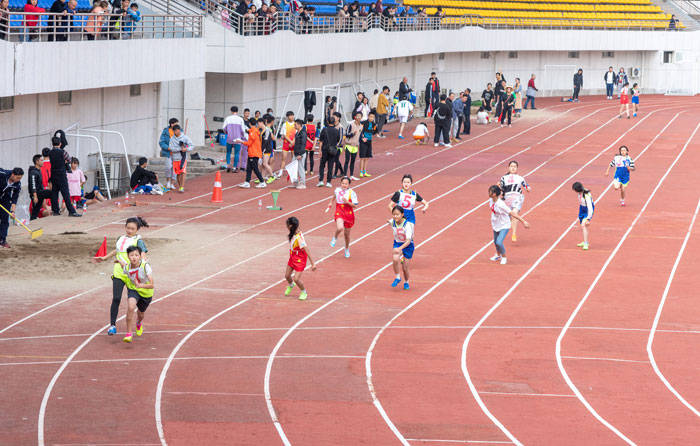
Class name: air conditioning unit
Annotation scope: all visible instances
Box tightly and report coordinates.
[630,67,641,78]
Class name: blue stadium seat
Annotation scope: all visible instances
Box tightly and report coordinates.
[313,5,336,15]
[38,0,52,8]
[8,0,24,9]
[77,0,91,10]
[9,14,22,27]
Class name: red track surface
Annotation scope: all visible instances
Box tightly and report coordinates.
[2,96,699,446]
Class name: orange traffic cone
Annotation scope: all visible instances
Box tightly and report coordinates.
[94,236,107,258]
[211,171,223,203]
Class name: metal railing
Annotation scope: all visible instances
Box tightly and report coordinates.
[0,11,203,42]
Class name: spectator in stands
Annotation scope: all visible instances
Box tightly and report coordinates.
[110,0,128,39]
[236,0,250,16]
[432,6,444,30]
[416,7,427,30]
[0,167,23,248]
[122,2,141,38]
[616,67,628,98]
[433,94,451,147]
[23,0,46,42]
[668,14,678,29]
[0,0,8,41]
[130,157,159,193]
[243,5,258,35]
[159,118,178,189]
[398,77,411,101]
[572,68,583,102]
[48,0,67,41]
[252,0,261,9]
[60,0,78,39]
[604,66,616,100]
[524,74,537,109]
[301,6,315,34]
[28,155,51,220]
[336,4,349,32]
[375,0,382,14]
[222,106,247,173]
[376,86,390,137]
[462,88,471,135]
[85,1,105,40]
[382,5,396,30]
[48,137,81,217]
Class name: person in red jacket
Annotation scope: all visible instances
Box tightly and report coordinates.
[23,0,45,42]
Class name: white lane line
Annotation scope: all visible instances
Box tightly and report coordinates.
[167,392,263,396]
[364,109,671,445]
[406,439,513,444]
[646,170,700,415]
[479,391,576,398]
[0,286,102,336]
[556,120,700,444]
[458,110,682,446]
[561,356,649,364]
[262,107,617,446]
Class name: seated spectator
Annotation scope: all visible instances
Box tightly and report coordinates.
[23,0,46,42]
[130,157,161,194]
[476,106,490,125]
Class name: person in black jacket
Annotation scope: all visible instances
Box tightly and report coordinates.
[130,157,159,191]
[0,167,23,248]
[432,94,452,147]
[494,79,506,118]
[304,90,316,117]
[28,155,52,220]
[398,77,411,101]
[293,119,308,189]
[572,68,583,102]
[424,72,440,117]
[316,116,341,187]
[481,83,494,112]
[462,89,472,135]
[48,136,81,217]
[499,86,515,126]
[48,0,67,41]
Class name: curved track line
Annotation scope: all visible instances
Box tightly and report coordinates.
[262,106,632,445]
[366,107,681,444]
[646,195,700,418]
[458,110,682,445]
[555,119,700,444]
[40,104,575,446]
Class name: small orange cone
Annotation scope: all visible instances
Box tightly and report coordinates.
[94,236,107,258]
[211,171,223,203]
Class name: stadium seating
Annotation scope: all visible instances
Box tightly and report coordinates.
[402,0,684,28]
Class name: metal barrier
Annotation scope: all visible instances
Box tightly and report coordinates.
[0,11,203,42]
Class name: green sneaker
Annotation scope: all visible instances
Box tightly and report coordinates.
[582,243,589,251]
[266,176,276,184]
[576,242,586,247]
[284,283,295,296]
[298,290,308,301]
[253,179,261,184]
[136,324,143,337]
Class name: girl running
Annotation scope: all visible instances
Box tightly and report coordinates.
[605,145,635,206]
[326,176,358,258]
[619,82,630,119]
[389,206,414,290]
[631,83,640,117]
[572,181,594,250]
[284,217,316,301]
[488,185,529,265]
[95,216,149,336]
[499,160,530,242]
[388,174,429,224]
[120,246,154,343]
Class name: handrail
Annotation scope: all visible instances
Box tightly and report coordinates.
[66,133,112,200]
[0,11,203,42]
[81,129,132,176]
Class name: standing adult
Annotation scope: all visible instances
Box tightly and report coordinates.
[616,67,628,98]
[523,74,538,110]
[222,106,248,173]
[603,66,617,100]
[424,72,440,117]
[432,94,451,148]
[462,88,471,135]
[48,0,66,41]
[158,118,178,189]
[376,86,390,138]
[48,137,81,217]
[398,77,411,101]
[450,92,463,141]
[572,68,583,102]
[0,168,23,248]
[317,116,341,187]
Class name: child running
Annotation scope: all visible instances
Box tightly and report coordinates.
[488,185,529,265]
[412,121,430,145]
[284,217,316,301]
[388,174,429,224]
[389,206,414,290]
[631,83,640,117]
[326,176,358,258]
[120,246,154,343]
[619,82,630,119]
[605,145,635,206]
[572,181,594,250]
[499,160,530,242]
[95,216,149,336]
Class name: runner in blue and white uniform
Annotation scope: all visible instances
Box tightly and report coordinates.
[572,181,594,251]
[604,145,635,206]
[388,174,429,225]
[388,206,414,290]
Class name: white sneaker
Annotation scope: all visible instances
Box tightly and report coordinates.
[500,257,507,265]
[350,176,359,181]
[434,143,439,147]
[255,182,267,188]
[296,185,306,189]
[444,144,453,148]
[344,248,350,258]
[490,255,501,262]
[325,182,332,187]
[317,181,324,187]
[239,182,251,188]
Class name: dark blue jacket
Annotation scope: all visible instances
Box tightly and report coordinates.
[0,169,22,205]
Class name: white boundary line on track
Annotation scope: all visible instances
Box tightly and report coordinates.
[478,391,576,398]
[364,108,680,446]
[561,356,648,364]
[458,110,682,446]
[263,104,645,445]
[406,439,513,444]
[646,201,700,417]
[555,120,700,445]
[39,103,578,446]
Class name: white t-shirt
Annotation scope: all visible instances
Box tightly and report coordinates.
[413,124,428,137]
[489,198,512,232]
[334,187,358,205]
[605,71,615,84]
[123,261,152,286]
[476,111,489,124]
[391,219,414,244]
[396,100,413,117]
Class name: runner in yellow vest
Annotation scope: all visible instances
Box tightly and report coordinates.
[121,245,154,343]
[95,216,149,336]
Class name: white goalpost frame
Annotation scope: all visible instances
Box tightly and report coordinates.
[543,64,578,98]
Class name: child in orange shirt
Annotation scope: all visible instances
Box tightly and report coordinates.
[240,118,266,189]
[304,114,317,175]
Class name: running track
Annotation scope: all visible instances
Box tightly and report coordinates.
[2,96,699,445]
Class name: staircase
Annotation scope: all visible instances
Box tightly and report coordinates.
[131,149,223,182]
[655,0,700,29]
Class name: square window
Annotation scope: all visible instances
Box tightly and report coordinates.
[405,57,410,63]
[480,52,490,59]
[320,65,326,74]
[58,91,72,105]
[130,84,141,97]
[508,51,518,59]
[663,51,673,63]
[285,68,292,78]
[602,51,614,58]
[339,63,344,72]
[0,96,13,112]
[438,52,445,60]
[382,59,388,66]
[260,71,268,81]
[568,51,580,59]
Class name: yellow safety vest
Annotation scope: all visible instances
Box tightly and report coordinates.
[112,234,141,282]
[124,260,154,298]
